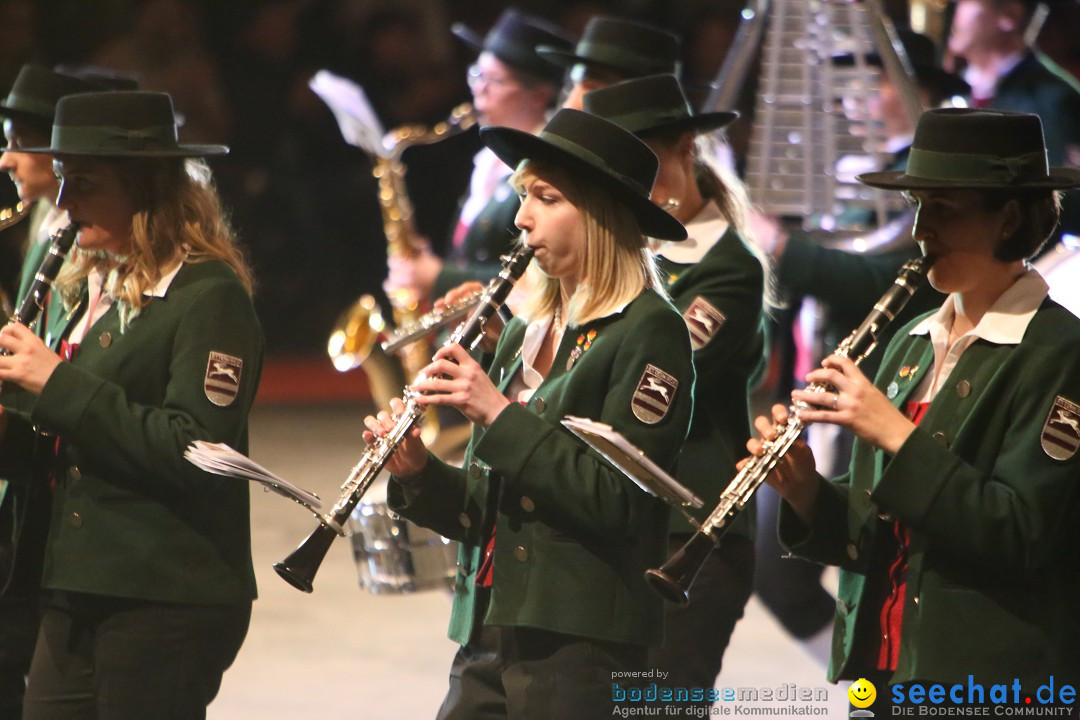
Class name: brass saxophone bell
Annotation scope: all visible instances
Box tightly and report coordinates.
[327,294,386,373]
[0,201,29,231]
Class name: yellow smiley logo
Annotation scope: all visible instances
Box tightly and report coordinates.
[848,678,877,709]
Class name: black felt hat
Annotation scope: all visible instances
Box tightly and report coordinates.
[452,9,573,85]
[857,108,1080,190]
[536,16,680,79]
[480,108,687,240]
[18,91,228,157]
[582,74,737,137]
[0,65,107,126]
[833,28,970,100]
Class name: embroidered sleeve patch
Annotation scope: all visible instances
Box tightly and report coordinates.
[205,351,243,407]
[1042,395,1080,461]
[683,297,726,351]
[631,364,679,424]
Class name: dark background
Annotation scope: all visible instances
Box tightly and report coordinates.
[2,0,1078,356]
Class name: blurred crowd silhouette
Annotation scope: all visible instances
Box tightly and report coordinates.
[2,0,1079,354]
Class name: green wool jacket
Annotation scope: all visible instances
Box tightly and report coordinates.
[389,289,695,647]
[4,260,263,605]
[657,225,767,538]
[780,299,1080,687]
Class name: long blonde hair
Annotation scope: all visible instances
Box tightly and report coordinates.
[58,157,253,328]
[511,160,666,327]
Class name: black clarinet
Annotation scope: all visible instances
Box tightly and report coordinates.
[644,255,933,605]
[9,223,80,329]
[274,245,534,593]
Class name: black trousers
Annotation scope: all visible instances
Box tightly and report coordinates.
[0,593,39,719]
[436,617,647,720]
[753,484,835,638]
[648,534,755,709]
[23,591,251,720]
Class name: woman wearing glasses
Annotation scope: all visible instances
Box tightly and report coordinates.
[385,9,572,304]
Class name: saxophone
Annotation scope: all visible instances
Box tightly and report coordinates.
[0,201,30,318]
[327,103,476,447]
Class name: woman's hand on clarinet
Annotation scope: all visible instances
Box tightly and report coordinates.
[0,322,62,395]
[437,281,502,353]
[740,403,821,524]
[412,343,509,427]
[362,397,428,479]
[792,354,915,455]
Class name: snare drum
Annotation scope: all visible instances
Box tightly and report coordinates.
[347,475,457,594]
[1034,237,1080,317]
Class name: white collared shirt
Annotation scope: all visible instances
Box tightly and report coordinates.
[512,314,563,403]
[963,50,1025,103]
[907,267,1048,402]
[67,259,184,345]
[507,296,634,403]
[651,200,729,265]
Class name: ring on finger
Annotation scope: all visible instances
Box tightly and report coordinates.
[832,392,839,410]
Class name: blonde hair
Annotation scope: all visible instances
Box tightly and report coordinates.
[510,160,666,327]
[58,157,253,328]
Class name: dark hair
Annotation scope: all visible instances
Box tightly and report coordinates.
[978,188,1062,261]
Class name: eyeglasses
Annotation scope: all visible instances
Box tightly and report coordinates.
[466,64,516,90]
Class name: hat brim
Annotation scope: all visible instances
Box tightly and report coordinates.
[856,167,1080,190]
[15,144,229,157]
[638,111,739,137]
[0,103,52,126]
[831,54,971,99]
[535,45,590,70]
[451,22,484,52]
[481,126,687,241]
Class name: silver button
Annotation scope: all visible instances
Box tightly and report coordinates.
[913,595,920,606]
[513,545,528,562]
[886,381,899,399]
[458,512,471,529]
[68,466,81,483]
[70,512,83,528]
[878,512,894,522]
[99,331,112,348]
[520,496,535,513]
[846,543,859,561]
[533,397,546,413]
[469,462,482,478]
[956,379,971,398]
[932,431,948,446]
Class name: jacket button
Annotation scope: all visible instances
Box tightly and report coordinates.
[513,545,528,562]
[458,512,471,529]
[956,379,971,398]
[68,466,81,483]
[520,496,535,513]
[99,331,112,348]
[846,543,859,560]
[69,512,83,528]
[878,512,894,522]
[533,397,546,413]
[913,594,920,606]
[469,462,482,478]
[931,431,948,446]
